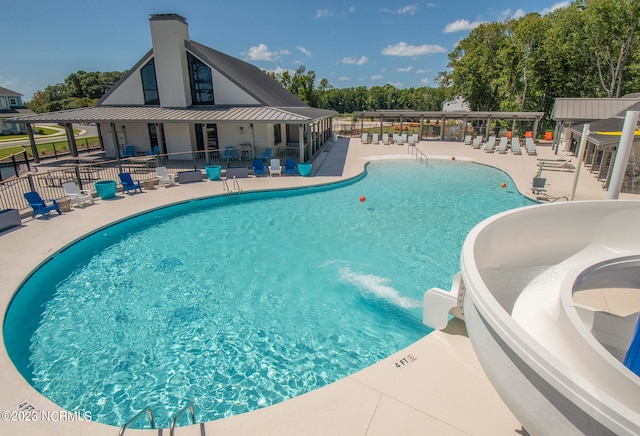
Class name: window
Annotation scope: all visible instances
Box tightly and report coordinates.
[9,98,17,106]
[187,52,214,105]
[148,123,166,153]
[274,124,282,145]
[140,59,159,105]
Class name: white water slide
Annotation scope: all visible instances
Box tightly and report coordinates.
[424,200,640,435]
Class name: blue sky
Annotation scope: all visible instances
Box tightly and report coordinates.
[2,0,569,101]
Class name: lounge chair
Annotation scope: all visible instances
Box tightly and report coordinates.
[252,159,266,176]
[156,166,175,187]
[382,133,390,145]
[269,159,282,177]
[392,134,399,144]
[361,133,368,143]
[24,191,62,219]
[411,133,419,144]
[222,147,235,161]
[118,172,143,194]
[496,137,508,154]
[122,145,135,158]
[483,136,497,153]
[531,177,547,194]
[62,182,94,207]
[463,135,472,145]
[525,137,537,155]
[145,145,159,156]
[283,158,296,176]
[371,133,379,144]
[511,138,522,155]
[471,137,482,149]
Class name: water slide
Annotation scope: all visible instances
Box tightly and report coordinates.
[424,200,640,435]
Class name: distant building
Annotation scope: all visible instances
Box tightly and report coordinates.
[0,87,35,134]
[442,95,470,112]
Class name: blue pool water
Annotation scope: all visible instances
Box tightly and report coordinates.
[4,159,534,428]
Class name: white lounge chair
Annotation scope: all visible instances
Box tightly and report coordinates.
[269,158,282,177]
[511,137,522,155]
[382,133,390,145]
[483,136,497,152]
[371,133,379,144]
[156,166,175,187]
[411,133,419,144]
[463,135,472,145]
[496,137,508,153]
[525,137,537,155]
[361,133,369,143]
[471,137,482,149]
[62,182,94,207]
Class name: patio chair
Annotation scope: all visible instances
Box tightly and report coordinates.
[372,133,379,144]
[62,182,94,207]
[145,145,159,156]
[119,172,143,194]
[511,137,522,155]
[483,136,497,153]
[283,158,296,176]
[122,145,135,158]
[361,133,369,143]
[156,166,175,187]
[252,159,266,176]
[531,177,547,194]
[496,137,508,154]
[382,133,390,145]
[525,137,537,155]
[24,191,62,219]
[463,135,472,145]
[222,147,235,161]
[269,159,282,177]
[470,137,482,149]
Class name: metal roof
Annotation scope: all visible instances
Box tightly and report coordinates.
[0,107,35,118]
[551,98,639,122]
[571,102,640,148]
[0,87,22,97]
[8,105,335,124]
[354,110,544,120]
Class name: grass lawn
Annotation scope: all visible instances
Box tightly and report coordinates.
[0,136,99,160]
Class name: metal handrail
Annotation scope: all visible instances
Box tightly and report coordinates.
[408,145,429,166]
[118,406,155,435]
[169,402,198,436]
[232,176,242,193]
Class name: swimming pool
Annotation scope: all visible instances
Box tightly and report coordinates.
[3,159,534,429]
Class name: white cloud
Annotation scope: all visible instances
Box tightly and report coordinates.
[297,46,311,56]
[381,42,446,56]
[244,44,288,61]
[386,81,404,88]
[443,19,486,33]
[265,66,293,75]
[316,8,332,18]
[0,77,18,89]
[415,68,431,74]
[342,56,369,65]
[371,74,383,80]
[502,8,526,19]
[348,6,355,13]
[541,1,569,15]
[395,66,413,72]
[337,76,351,81]
[420,78,430,85]
[381,4,418,14]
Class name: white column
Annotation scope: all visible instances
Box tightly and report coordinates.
[298,124,304,162]
[606,111,640,199]
[569,124,590,201]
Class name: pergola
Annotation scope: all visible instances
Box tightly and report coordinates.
[353,110,545,141]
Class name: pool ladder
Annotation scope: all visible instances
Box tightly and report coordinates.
[222,176,242,195]
[119,402,202,435]
[408,145,429,166]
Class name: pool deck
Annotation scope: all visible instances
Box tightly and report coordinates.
[1,137,636,435]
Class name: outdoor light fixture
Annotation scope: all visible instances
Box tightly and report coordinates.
[240,126,244,134]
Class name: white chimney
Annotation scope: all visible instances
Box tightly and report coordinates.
[149,14,191,107]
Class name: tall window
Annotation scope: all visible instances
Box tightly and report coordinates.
[274,124,282,145]
[141,59,159,105]
[187,52,214,105]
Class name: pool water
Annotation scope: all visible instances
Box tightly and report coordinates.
[4,159,534,428]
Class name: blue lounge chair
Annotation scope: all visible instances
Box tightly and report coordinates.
[283,158,296,176]
[122,145,135,158]
[24,191,62,219]
[119,172,143,194]
[252,159,266,176]
[222,147,235,161]
[145,145,159,156]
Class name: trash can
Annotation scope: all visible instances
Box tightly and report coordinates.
[95,180,117,199]
[205,165,222,181]
[297,162,312,177]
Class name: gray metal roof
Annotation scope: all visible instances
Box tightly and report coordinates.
[354,110,544,120]
[0,107,35,118]
[551,98,639,122]
[0,87,22,97]
[571,102,640,148]
[8,105,335,124]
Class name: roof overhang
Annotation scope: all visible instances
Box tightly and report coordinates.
[8,105,336,125]
[571,117,640,148]
[354,110,545,120]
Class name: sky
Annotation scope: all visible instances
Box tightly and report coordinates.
[2,0,570,101]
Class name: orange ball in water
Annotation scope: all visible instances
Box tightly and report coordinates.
[359,196,366,202]
[500,183,507,188]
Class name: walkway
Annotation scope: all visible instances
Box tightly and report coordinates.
[1,137,634,436]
